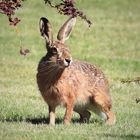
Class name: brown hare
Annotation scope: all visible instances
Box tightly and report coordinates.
[37,16,116,125]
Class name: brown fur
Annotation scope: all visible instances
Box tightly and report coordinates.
[37,17,116,125]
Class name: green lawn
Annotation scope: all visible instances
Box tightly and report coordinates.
[0,0,140,140]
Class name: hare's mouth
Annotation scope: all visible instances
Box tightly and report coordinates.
[57,58,72,67]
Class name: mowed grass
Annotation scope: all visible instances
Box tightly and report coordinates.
[0,0,140,140]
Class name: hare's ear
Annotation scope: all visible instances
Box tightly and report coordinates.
[57,17,76,43]
[39,17,53,46]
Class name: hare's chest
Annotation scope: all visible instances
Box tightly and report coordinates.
[41,86,64,106]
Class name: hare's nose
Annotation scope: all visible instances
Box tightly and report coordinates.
[65,59,71,64]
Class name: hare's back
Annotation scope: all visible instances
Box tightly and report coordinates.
[68,60,109,92]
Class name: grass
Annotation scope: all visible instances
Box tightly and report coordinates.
[0,0,140,139]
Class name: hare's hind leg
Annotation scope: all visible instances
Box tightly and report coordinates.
[79,110,91,123]
[74,108,91,123]
[75,110,91,123]
[92,93,116,125]
[105,110,116,125]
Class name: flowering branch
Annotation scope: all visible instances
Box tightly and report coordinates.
[44,0,92,27]
[0,0,23,26]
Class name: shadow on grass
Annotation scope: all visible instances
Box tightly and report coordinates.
[26,117,84,124]
[100,133,140,140]
[0,117,82,125]
[0,116,101,125]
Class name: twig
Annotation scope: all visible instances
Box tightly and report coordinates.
[136,98,140,104]
[121,77,140,84]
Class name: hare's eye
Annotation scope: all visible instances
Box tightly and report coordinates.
[51,47,57,54]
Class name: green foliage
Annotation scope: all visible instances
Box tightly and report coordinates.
[0,0,140,140]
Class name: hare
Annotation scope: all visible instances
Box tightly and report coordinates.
[37,16,116,125]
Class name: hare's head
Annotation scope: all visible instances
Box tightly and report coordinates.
[39,17,76,67]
